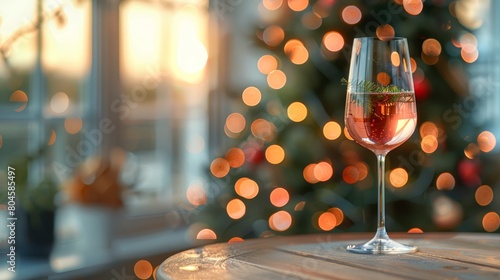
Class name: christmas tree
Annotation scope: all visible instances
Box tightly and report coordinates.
[189,0,499,241]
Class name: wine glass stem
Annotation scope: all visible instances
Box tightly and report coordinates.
[375,154,388,239]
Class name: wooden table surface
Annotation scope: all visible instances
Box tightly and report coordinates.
[157,233,500,280]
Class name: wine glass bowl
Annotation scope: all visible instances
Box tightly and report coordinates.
[344,37,417,254]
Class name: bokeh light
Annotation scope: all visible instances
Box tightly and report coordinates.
[284,39,304,55]
[263,25,285,47]
[265,144,285,164]
[464,143,480,159]
[314,161,334,182]
[235,177,259,199]
[318,212,337,231]
[294,201,306,211]
[227,199,246,219]
[376,72,391,86]
[408,228,424,233]
[376,24,395,40]
[410,58,417,73]
[186,183,207,206]
[342,166,359,184]
[50,92,70,114]
[477,131,496,152]
[225,148,245,168]
[263,0,283,10]
[421,135,438,154]
[287,102,307,122]
[134,260,153,280]
[328,207,344,226]
[323,31,344,52]
[270,187,290,207]
[323,121,342,140]
[226,113,246,134]
[433,195,463,230]
[242,86,262,107]
[48,129,57,146]
[269,210,292,231]
[475,185,493,206]
[10,90,29,112]
[210,157,230,178]
[251,119,277,142]
[228,237,244,243]
[303,163,319,184]
[355,162,369,181]
[342,5,362,25]
[196,228,217,240]
[461,48,479,63]
[301,12,322,30]
[258,55,278,75]
[288,44,309,65]
[482,212,500,232]
[403,0,423,16]
[460,32,478,53]
[344,127,354,140]
[389,168,409,188]
[391,51,401,67]
[436,172,456,191]
[64,117,83,134]
[422,38,442,57]
[420,121,439,138]
[288,0,308,12]
[267,70,287,89]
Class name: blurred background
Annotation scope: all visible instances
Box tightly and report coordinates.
[0,0,499,279]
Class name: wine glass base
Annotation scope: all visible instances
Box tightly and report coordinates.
[346,236,417,254]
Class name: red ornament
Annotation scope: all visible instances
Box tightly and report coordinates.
[414,78,431,101]
[457,159,481,187]
[243,140,265,165]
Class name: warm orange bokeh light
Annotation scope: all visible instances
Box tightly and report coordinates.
[284,39,304,55]
[226,198,246,219]
[196,228,217,240]
[226,113,246,134]
[408,228,424,233]
[64,117,83,135]
[376,72,391,86]
[344,127,354,140]
[342,166,359,184]
[258,55,278,75]
[410,58,417,73]
[301,12,322,30]
[482,212,500,232]
[460,33,478,53]
[210,157,230,178]
[303,163,319,184]
[461,48,479,63]
[287,102,307,122]
[228,237,244,243]
[186,184,207,206]
[436,172,455,191]
[328,207,344,226]
[355,162,369,181]
[263,25,285,47]
[288,0,309,12]
[263,0,283,10]
[389,168,409,188]
[403,0,423,16]
[421,135,438,154]
[464,143,480,159]
[134,260,153,280]
[477,131,496,153]
[288,45,309,65]
[314,161,334,182]
[10,90,29,112]
[391,51,401,67]
[251,119,277,142]
[323,31,344,52]
[50,91,70,114]
[323,121,342,140]
[235,177,259,199]
[267,70,287,89]
[318,212,337,231]
[294,201,306,211]
[242,86,262,107]
[269,210,292,231]
[266,144,285,164]
[420,121,439,138]
[270,187,290,207]
[48,129,57,146]
[376,24,395,40]
[475,185,494,206]
[422,38,442,57]
[225,148,245,168]
[342,5,362,25]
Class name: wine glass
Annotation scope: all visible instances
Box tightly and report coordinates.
[344,37,417,254]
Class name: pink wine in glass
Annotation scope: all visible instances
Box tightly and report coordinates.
[345,92,417,155]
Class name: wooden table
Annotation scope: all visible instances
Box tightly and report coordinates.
[156,233,500,279]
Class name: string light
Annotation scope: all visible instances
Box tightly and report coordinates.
[265,144,285,164]
[134,260,153,280]
[436,172,456,191]
[210,157,230,178]
[327,207,344,226]
[323,31,344,52]
[403,0,423,16]
[323,121,342,140]
[235,177,259,199]
[341,5,362,25]
[242,86,262,107]
[9,90,28,112]
[227,198,246,219]
[270,187,290,207]
[287,102,307,122]
[288,0,309,12]
[389,168,409,188]
[257,55,278,75]
[475,185,493,206]
[318,212,337,231]
[408,228,424,233]
[342,166,359,184]
[477,131,496,152]
[267,69,287,89]
[64,117,83,134]
[196,228,217,240]
[269,210,292,231]
[225,148,245,168]
[482,212,500,232]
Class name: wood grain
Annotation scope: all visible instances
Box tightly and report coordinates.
[157,233,500,280]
